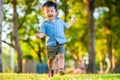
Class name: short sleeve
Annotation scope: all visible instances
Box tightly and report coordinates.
[40,22,46,34]
[62,21,67,29]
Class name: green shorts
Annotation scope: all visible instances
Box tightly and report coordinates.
[47,44,65,59]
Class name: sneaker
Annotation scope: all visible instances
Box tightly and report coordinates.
[48,70,54,77]
[58,68,65,76]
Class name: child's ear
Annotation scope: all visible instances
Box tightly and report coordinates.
[43,12,45,15]
[42,11,45,16]
[41,9,45,15]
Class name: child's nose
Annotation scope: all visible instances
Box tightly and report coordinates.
[48,12,51,14]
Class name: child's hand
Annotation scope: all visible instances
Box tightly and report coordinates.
[36,33,40,38]
[66,15,76,28]
[71,16,76,22]
[36,32,45,38]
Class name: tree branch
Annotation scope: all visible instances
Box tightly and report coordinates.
[2,40,15,48]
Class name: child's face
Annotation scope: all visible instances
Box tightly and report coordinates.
[43,6,57,21]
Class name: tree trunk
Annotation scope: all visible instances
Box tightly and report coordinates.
[112,48,115,71]
[84,0,96,73]
[114,56,120,73]
[105,8,112,72]
[99,61,103,73]
[12,0,22,73]
[0,0,3,73]
[105,54,111,73]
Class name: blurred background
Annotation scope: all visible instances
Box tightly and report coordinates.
[1,0,120,74]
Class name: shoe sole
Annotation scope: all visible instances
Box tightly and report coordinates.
[58,71,65,76]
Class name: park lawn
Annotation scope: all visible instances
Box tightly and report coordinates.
[0,73,120,80]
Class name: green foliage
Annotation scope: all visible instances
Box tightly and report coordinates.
[22,55,33,60]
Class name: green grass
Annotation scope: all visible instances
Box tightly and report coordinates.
[0,73,120,80]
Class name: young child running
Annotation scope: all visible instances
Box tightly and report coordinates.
[36,1,76,77]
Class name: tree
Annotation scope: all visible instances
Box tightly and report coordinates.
[96,0,120,73]
[12,0,22,73]
[84,0,96,73]
[3,0,47,64]
[0,0,3,73]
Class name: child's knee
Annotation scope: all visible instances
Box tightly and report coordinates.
[49,59,54,63]
[58,54,64,59]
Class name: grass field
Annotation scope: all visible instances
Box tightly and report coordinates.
[0,73,120,80]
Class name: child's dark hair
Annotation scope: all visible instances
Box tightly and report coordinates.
[42,1,57,12]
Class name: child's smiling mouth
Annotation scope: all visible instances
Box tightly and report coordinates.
[48,15,53,18]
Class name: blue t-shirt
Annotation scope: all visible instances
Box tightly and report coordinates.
[40,17,67,46]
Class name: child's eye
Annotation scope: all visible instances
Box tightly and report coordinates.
[46,11,49,13]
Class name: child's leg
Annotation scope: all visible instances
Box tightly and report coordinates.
[57,53,65,75]
[57,53,64,69]
[48,58,54,77]
[47,46,57,77]
[53,56,58,73]
[56,44,65,75]
[48,58,54,71]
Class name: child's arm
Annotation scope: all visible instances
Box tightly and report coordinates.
[36,32,46,38]
[66,16,76,28]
